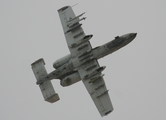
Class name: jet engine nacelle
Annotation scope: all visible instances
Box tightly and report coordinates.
[60,72,81,87]
[53,54,71,69]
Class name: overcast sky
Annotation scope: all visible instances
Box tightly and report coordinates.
[1,0,166,120]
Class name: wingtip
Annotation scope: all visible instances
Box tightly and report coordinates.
[58,6,70,12]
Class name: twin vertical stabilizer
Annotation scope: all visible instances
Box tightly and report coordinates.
[31,58,60,103]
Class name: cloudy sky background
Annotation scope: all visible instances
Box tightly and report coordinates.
[1,0,166,120]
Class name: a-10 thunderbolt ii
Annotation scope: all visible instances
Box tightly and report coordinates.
[31,6,137,117]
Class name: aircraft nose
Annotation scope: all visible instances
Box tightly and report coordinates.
[131,33,137,38]
[126,33,137,40]
[120,33,137,44]
[121,33,137,40]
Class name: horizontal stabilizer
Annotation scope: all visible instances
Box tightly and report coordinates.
[31,58,60,103]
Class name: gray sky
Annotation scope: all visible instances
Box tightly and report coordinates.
[1,0,166,120]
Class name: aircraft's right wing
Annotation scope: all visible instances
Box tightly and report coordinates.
[77,59,114,116]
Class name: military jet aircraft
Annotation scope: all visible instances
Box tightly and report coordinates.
[31,6,137,117]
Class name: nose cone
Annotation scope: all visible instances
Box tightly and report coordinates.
[123,33,137,39]
[122,33,137,43]
[119,33,137,46]
[130,33,137,39]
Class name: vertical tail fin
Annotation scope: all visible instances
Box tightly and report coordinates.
[31,58,60,103]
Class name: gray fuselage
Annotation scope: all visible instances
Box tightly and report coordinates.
[38,33,137,86]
